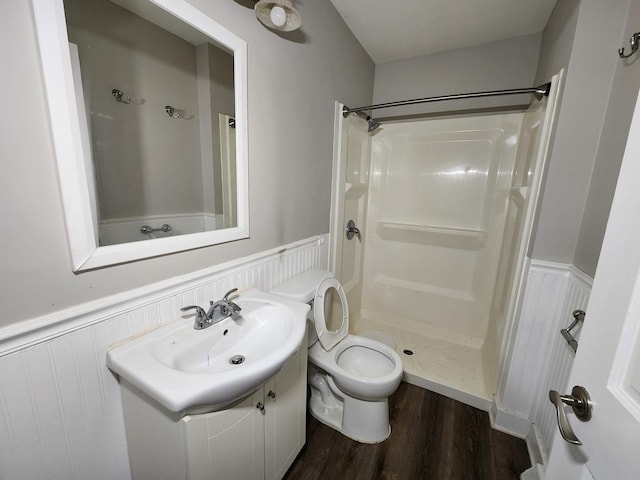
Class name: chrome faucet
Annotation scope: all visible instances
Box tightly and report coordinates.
[181,288,242,330]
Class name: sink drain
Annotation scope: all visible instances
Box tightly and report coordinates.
[229,354,245,365]
[403,349,414,356]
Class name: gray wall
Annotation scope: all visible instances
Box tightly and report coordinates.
[533,0,581,85]
[531,0,635,277]
[0,0,373,327]
[372,33,542,118]
[573,0,640,275]
[66,0,205,220]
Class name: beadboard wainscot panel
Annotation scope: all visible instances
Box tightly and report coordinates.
[529,263,591,467]
[493,260,591,479]
[0,235,328,480]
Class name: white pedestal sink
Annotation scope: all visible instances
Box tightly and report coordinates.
[107,289,309,413]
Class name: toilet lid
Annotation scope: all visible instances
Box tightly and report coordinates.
[313,277,349,351]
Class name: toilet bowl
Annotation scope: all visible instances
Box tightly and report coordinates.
[271,269,403,443]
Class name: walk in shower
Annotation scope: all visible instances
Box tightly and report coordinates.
[330,75,561,409]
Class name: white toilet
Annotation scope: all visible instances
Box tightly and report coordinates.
[271,269,403,443]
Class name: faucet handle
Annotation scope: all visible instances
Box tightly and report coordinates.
[221,288,241,316]
[228,301,242,315]
[181,305,206,316]
[222,288,238,301]
[181,305,208,329]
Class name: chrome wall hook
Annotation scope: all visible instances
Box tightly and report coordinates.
[619,32,640,58]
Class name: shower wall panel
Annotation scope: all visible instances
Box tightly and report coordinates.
[484,98,550,389]
[361,113,524,345]
[337,117,371,316]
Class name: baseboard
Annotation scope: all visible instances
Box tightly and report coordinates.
[526,421,545,467]
[490,398,532,439]
[520,463,544,480]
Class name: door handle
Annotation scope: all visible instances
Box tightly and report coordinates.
[548,385,592,445]
[346,220,362,242]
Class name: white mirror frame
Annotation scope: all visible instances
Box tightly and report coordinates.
[32,0,249,271]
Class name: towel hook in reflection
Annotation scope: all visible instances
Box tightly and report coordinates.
[619,32,640,58]
[164,105,194,120]
[112,88,131,104]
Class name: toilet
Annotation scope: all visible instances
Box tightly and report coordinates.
[271,269,403,443]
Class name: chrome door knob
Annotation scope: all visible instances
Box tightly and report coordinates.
[548,385,592,445]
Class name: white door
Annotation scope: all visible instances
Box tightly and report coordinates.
[545,90,640,479]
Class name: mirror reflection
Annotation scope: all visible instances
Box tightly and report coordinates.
[63,0,237,246]
[324,286,345,333]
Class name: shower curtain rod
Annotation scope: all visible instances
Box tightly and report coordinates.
[343,82,551,117]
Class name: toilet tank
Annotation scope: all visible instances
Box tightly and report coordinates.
[270,269,334,346]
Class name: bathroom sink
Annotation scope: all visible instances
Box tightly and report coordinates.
[106,289,309,413]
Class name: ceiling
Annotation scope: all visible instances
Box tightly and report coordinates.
[329,0,559,64]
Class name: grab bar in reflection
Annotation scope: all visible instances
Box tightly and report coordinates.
[561,309,585,353]
[140,224,172,235]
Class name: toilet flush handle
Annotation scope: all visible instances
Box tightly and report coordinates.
[346,220,362,242]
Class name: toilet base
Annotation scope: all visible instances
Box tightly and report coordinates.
[308,371,392,444]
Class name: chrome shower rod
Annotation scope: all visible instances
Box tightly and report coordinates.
[343,82,551,116]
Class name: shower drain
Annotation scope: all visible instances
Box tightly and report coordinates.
[402,349,414,356]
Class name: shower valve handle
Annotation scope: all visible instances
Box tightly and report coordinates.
[346,220,362,242]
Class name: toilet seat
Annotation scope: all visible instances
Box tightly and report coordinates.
[313,277,349,351]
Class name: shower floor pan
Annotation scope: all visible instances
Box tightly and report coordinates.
[351,315,493,412]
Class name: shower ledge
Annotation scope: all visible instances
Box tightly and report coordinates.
[345,182,367,198]
[377,221,487,249]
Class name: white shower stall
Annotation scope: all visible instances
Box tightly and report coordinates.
[329,74,561,409]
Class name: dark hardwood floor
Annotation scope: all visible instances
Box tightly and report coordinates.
[284,382,530,480]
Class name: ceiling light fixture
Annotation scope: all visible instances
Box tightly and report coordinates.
[254,0,302,32]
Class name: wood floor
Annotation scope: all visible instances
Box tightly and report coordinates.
[284,382,530,480]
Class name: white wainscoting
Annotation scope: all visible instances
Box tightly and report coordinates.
[527,262,591,467]
[0,235,328,480]
[493,260,592,475]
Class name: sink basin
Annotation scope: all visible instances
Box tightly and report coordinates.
[106,289,309,413]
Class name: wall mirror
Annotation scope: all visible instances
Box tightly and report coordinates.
[32,0,249,271]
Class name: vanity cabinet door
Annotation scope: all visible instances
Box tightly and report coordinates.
[180,341,307,480]
[264,347,307,480]
[184,390,265,480]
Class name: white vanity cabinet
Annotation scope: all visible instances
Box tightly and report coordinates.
[121,346,307,480]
